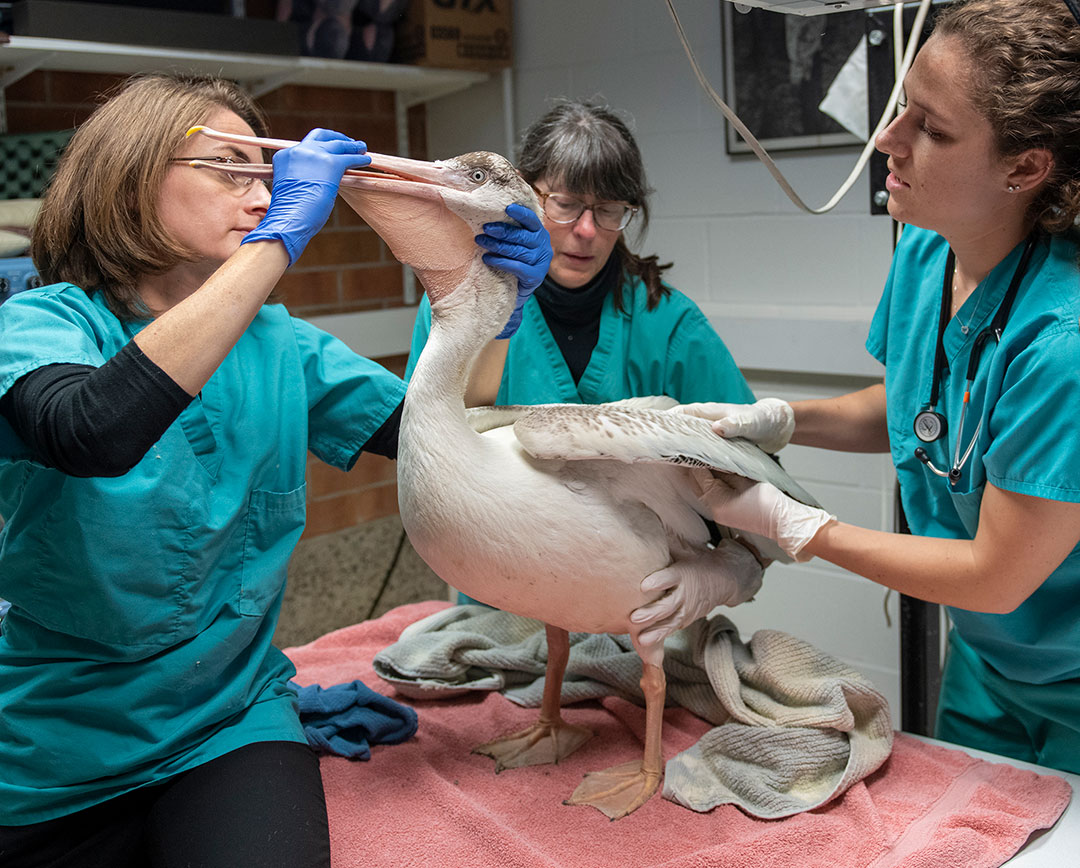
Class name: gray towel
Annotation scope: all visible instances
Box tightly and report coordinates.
[372,605,893,819]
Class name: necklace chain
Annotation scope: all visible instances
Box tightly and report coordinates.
[953,263,984,335]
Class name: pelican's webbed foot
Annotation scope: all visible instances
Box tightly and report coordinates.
[473,718,592,771]
[564,759,661,820]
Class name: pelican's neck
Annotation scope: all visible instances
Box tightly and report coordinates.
[407,262,517,419]
[411,315,483,411]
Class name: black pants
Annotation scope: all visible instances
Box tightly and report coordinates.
[0,741,331,868]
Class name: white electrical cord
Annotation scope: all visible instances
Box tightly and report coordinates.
[664,0,934,215]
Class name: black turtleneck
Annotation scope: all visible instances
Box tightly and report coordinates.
[534,253,619,384]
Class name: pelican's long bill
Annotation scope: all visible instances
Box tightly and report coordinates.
[185,125,488,202]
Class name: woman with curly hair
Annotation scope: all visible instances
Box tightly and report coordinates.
[683,0,1080,772]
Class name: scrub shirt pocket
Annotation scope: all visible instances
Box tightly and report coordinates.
[239,484,306,617]
[950,486,984,539]
[13,468,200,649]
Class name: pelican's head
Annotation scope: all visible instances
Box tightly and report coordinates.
[338,150,540,314]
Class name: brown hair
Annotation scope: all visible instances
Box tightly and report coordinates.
[516,99,672,312]
[934,0,1080,234]
[31,74,269,320]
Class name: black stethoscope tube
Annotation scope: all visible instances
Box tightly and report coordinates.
[913,234,1039,485]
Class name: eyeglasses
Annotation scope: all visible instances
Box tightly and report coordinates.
[167,156,269,192]
[533,189,638,231]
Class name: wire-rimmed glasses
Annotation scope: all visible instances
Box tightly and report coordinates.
[167,155,269,193]
[533,189,638,231]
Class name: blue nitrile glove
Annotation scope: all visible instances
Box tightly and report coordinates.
[476,202,553,339]
[241,128,371,266]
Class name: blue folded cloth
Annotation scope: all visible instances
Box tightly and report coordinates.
[290,679,418,760]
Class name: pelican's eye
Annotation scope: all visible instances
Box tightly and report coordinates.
[468,167,489,184]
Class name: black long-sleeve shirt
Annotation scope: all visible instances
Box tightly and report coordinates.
[0,342,403,476]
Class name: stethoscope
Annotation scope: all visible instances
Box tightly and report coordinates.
[913,233,1039,485]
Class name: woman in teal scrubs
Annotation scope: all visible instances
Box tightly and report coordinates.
[407,99,754,409]
[0,75,549,866]
[682,0,1080,773]
[408,100,765,618]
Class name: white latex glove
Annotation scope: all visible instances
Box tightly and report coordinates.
[691,469,835,563]
[674,397,795,454]
[629,539,765,646]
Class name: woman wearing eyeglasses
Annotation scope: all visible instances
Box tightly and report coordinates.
[406,98,754,411]
[679,0,1080,773]
[0,74,549,866]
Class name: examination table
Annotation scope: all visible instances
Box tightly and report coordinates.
[285,601,1075,868]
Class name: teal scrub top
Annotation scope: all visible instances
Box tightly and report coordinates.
[406,276,755,406]
[0,283,407,824]
[867,226,1080,684]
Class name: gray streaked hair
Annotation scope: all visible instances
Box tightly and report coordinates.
[517,99,650,211]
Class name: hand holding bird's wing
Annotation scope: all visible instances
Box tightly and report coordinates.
[674,398,795,454]
[690,469,835,563]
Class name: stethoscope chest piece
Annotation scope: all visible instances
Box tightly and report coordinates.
[914,409,947,443]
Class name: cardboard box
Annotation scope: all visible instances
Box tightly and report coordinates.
[394,0,512,72]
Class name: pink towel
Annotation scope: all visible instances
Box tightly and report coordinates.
[285,602,1072,868]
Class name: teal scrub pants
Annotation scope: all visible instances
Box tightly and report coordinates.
[935,630,1080,774]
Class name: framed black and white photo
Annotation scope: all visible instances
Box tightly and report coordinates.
[721,3,868,153]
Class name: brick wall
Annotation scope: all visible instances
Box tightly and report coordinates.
[3,69,421,539]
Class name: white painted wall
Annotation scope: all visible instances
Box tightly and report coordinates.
[422,1,905,717]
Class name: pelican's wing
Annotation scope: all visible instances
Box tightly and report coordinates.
[465,397,677,434]
[465,405,538,433]
[600,395,679,412]
[512,403,820,508]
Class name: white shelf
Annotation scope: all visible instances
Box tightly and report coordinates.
[0,35,488,105]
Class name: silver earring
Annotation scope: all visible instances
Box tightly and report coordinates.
[1008,184,1020,192]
